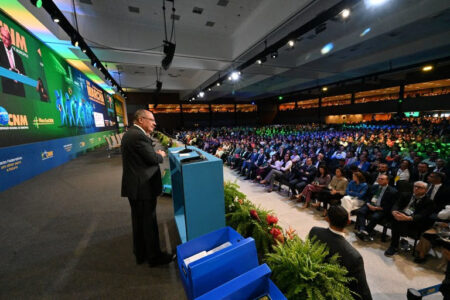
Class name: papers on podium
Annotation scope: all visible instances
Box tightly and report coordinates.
[183,242,232,266]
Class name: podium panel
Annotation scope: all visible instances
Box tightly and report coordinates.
[169,146,225,242]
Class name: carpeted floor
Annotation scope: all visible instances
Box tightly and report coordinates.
[0,143,186,300]
[223,166,446,300]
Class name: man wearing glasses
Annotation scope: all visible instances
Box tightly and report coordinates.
[121,109,175,267]
[385,181,435,256]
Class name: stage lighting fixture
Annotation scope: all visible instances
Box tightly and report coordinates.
[156,80,163,92]
[322,86,328,92]
[230,71,240,81]
[422,65,433,72]
[341,9,350,19]
[31,0,43,8]
[161,40,176,70]
[366,0,389,6]
[53,17,60,23]
[71,37,79,47]
[360,28,371,37]
[91,60,97,68]
[198,91,205,98]
[271,51,278,59]
[256,59,262,65]
[216,82,221,86]
[287,40,295,47]
[256,56,267,64]
[321,43,334,55]
[208,88,211,91]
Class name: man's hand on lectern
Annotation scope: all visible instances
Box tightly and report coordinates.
[157,150,167,158]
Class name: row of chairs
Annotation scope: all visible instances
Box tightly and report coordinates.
[105,132,124,158]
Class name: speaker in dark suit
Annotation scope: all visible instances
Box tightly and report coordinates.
[121,109,173,267]
[309,206,372,300]
[0,27,26,97]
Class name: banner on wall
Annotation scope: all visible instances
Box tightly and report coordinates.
[0,10,117,148]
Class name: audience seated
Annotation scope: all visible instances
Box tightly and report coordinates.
[341,172,368,214]
[176,117,450,266]
[384,181,435,257]
[355,175,397,241]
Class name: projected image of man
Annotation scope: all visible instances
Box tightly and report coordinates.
[0,26,26,97]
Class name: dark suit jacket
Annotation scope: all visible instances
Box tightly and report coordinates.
[121,126,163,200]
[0,45,26,97]
[309,227,372,300]
[363,185,397,213]
[410,170,430,183]
[392,193,435,229]
[431,185,450,213]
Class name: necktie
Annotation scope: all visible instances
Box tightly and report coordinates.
[375,186,382,197]
[7,49,15,69]
[426,185,434,198]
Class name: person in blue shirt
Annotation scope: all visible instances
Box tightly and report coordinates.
[341,171,368,214]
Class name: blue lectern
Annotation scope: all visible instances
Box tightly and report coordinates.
[169,146,225,243]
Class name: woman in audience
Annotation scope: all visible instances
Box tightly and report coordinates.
[341,171,368,214]
[297,165,331,208]
[261,153,292,193]
[314,167,348,217]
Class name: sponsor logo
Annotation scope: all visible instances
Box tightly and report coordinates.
[0,156,22,172]
[33,116,55,128]
[63,144,73,152]
[41,150,54,160]
[0,106,29,130]
[80,141,86,148]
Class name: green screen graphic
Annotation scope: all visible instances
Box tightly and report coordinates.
[0,10,116,148]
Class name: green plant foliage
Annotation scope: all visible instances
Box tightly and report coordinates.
[224,181,248,213]
[266,236,355,300]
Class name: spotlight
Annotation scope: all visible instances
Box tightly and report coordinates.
[216,82,221,86]
[207,88,211,91]
[422,65,433,72]
[366,0,389,6]
[53,17,60,23]
[287,40,295,47]
[341,9,350,18]
[161,40,176,70]
[321,43,334,55]
[191,97,195,101]
[91,60,97,68]
[198,91,205,98]
[271,51,278,59]
[256,56,267,65]
[360,28,371,37]
[71,37,79,47]
[230,71,240,81]
[322,86,328,92]
[31,0,43,8]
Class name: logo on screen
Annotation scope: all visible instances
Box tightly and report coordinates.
[41,150,54,160]
[0,106,29,129]
[63,144,73,152]
[0,106,8,126]
[33,116,55,128]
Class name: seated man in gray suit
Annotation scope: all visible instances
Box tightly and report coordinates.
[309,205,372,300]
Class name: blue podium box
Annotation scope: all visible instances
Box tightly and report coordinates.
[169,146,225,243]
[195,264,287,300]
[176,226,259,300]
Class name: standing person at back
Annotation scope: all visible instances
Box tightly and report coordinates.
[309,205,372,300]
[121,109,175,267]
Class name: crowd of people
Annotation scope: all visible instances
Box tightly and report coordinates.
[175,118,450,297]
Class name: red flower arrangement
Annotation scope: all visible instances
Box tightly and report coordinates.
[266,214,278,226]
[250,209,260,221]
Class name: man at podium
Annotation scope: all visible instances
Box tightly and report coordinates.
[121,109,175,267]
